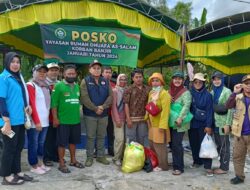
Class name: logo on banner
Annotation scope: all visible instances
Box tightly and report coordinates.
[55,28,66,39]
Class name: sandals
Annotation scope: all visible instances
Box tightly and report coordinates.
[44,160,54,167]
[172,170,183,175]
[213,168,228,175]
[15,174,33,181]
[69,162,84,169]
[58,165,71,173]
[153,167,163,172]
[2,177,24,185]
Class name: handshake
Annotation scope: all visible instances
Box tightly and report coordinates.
[96,105,104,115]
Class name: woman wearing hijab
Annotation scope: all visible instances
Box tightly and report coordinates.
[111,74,127,166]
[168,71,192,175]
[26,64,51,175]
[145,73,171,172]
[189,73,214,177]
[0,52,33,185]
[211,71,232,175]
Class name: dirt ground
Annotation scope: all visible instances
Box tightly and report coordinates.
[1,140,250,190]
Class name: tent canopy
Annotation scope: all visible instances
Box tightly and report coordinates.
[186,12,250,75]
[0,0,182,68]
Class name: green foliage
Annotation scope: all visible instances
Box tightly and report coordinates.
[191,8,207,29]
[170,2,192,28]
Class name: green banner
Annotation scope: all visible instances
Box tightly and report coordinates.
[40,24,141,67]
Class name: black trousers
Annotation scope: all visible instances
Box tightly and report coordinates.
[0,125,25,177]
[214,132,230,171]
[171,129,185,172]
[43,124,59,162]
[188,127,212,169]
[106,115,114,153]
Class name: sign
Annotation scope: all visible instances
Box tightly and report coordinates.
[40,24,141,67]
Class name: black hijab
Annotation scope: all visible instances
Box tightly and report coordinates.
[4,52,28,107]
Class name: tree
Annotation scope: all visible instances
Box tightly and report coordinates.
[191,8,207,28]
[170,2,192,28]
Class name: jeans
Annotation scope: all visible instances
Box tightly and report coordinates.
[27,127,48,166]
[126,121,148,146]
[171,129,185,172]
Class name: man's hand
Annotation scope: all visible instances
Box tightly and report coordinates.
[234,84,243,94]
[127,118,132,128]
[204,127,212,135]
[96,107,104,115]
[53,118,60,128]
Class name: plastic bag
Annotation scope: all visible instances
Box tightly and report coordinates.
[169,103,193,128]
[122,142,145,173]
[144,147,158,168]
[199,134,218,159]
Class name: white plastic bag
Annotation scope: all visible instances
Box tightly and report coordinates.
[199,134,218,159]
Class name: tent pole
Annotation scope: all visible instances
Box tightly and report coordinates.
[180,25,186,73]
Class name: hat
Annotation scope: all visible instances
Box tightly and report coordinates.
[32,64,48,72]
[148,73,165,86]
[47,62,60,69]
[192,73,206,81]
[172,71,184,79]
[242,74,250,83]
[212,71,224,79]
[89,60,102,68]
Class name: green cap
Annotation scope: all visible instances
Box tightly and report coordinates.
[172,71,184,79]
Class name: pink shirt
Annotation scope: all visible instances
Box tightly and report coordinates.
[111,88,125,123]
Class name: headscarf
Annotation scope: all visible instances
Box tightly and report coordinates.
[115,74,127,112]
[191,82,207,108]
[32,70,50,109]
[148,73,164,103]
[212,72,224,104]
[4,52,29,107]
[169,80,187,102]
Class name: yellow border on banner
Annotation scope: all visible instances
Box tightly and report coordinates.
[187,57,250,75]
[186,33,250,57]
[0,1,180,60]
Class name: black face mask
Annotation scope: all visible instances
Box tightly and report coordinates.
[65,77,76,83]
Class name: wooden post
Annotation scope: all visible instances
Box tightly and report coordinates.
[180,25,186,73]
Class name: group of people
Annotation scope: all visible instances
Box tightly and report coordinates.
[0,52,250,186]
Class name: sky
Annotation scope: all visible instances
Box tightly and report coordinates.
[167,0,250,22]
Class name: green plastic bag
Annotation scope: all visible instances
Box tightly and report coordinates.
[122,142,145,173]
[169,103,193,128]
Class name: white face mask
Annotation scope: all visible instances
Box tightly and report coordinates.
[152,86,161,91]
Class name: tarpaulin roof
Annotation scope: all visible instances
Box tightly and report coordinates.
[186,12,250,75]
[0,0,182,67]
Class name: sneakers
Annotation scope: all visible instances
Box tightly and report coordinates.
[96,157,110,165]
[30,167,46,175]
[206,169,214,177]
[230,176,244,185]
[85,158,94,167]
[40,164,51,172]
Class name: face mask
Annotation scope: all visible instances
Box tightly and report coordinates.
[152,86,161,91]
[65,77,76,83]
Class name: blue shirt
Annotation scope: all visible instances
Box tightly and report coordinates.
[0,69,25,127]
